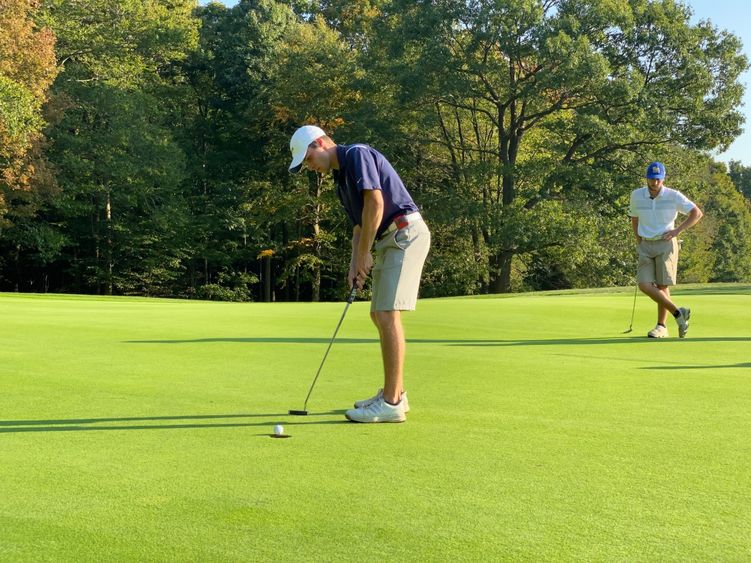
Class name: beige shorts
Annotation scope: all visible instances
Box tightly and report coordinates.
[637,238,679,286]
[371,217,431,312]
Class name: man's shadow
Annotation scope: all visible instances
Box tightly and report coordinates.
[125,336,751,347]
[0,411,348,434]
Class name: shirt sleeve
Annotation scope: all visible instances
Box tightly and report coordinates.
[347,146,381,192]
[628,190,639,217]
[673,190,696,214]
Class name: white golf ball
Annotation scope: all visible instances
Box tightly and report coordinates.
[274,424,284,436]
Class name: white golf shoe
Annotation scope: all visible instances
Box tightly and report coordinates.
[353,388,410,413]
[647,324,668,338]
[345,397,406,423]
[675,307,691,338]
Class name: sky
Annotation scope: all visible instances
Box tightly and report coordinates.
[200,0,750,165]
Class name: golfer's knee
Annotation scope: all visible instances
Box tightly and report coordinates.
[638,282,654,294]
[374,310,399,328]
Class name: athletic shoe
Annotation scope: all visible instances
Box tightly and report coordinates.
[345,397,406,423]
[647,324,668,338]
[676,307,691,338]
[353,388,410,412]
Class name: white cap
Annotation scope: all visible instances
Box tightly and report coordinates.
[288,125,326,172]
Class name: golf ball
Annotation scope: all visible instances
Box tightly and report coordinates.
[274,424,284,436]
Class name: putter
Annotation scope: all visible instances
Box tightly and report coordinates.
[623,281,638,333]
[289,286,358,415]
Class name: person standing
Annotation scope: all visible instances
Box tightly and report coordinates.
[629,161,703,338]
[288,125,431,422]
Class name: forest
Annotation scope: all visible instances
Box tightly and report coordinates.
[1,0,750,301]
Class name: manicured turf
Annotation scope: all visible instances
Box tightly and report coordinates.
[1,285,749,561]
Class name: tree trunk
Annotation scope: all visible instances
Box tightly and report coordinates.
[489,250,513,293]
[262,255,271,302]
[93,201,100,295]
[105,189,113,295]
[14,243,20,292]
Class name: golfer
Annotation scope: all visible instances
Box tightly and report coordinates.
[629,161,703,338]
[288,125,430,422]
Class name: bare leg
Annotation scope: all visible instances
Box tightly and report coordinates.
[639,282,677,318]
[373,310,404,404]
[656,285,671,325]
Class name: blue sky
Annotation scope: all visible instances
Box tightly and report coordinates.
[200,0,750,165]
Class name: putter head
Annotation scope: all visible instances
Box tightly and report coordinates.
[288,409,308,416]
[622,328,633,334]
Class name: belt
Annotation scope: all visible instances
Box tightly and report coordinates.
[641,237,665,241]
[379,211,422,238]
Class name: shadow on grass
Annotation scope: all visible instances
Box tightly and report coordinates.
[639,362,751,370]
[127,337,380,344]
[0,411,348,434]
[127,336,751,346]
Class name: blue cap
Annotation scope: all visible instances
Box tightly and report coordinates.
[646,161,666,179]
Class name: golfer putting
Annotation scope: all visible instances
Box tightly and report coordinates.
[288,125,430,423]
[629,161,703,338]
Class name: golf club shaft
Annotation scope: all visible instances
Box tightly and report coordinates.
[300,286,358,411]
[625,281,638,333]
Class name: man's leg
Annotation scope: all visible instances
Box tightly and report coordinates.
[638,282,678,315]
[656,284,671,325]
[373,310,404,404]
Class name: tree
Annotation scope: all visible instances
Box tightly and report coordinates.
[704,165,751,282]
[180,0,298,299]
[31,0,199,295]
[268,15,366,300]
[377,0,748,292]
[0,0,57,225]
[728,160,751,200]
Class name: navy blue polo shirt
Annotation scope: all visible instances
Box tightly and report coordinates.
[331,144,418,237]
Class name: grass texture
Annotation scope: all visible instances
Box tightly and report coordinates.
[1,285,749,561]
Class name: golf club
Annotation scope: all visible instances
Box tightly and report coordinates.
[623,281,638,333]
[289,285,358,415]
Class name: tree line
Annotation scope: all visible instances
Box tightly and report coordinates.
[1,0,750,301]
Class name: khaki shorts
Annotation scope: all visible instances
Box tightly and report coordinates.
[371,218,431,312]
[637,238,679,286]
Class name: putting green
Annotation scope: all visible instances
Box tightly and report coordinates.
[1,285,749,560]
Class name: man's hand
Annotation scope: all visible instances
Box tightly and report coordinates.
[354,251,373,289]
[350,189,382,289]
[347,263,357,289]
[662,228,680,241]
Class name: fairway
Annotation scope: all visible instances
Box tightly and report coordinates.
[1,286,750,561]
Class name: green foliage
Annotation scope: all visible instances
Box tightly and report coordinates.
[46,83,192,295]
[704,171,751,282]
[1,0,749,298]
[728,160,751,199]
[195,271,258,301]
[0,0,57,225]
[40,0,198,86]
[0,76,42,147]
[371,0,748,292]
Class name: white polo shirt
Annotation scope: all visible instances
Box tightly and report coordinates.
[629,186,696,240]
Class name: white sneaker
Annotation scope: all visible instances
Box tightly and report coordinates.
[353,388,410,413]
[675,307,691,338]
[647,324,668,338]
[345,397,406,423]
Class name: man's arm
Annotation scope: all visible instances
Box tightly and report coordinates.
[663,205,703,240]
[631,216,641,243]
[354,189,384,288]
[349,225,361,289]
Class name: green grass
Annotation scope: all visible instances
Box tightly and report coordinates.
[1,286,749,561]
